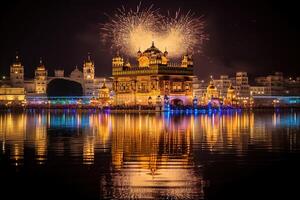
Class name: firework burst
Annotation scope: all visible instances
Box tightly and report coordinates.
[101,3,208,57]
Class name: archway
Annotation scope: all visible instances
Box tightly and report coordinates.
[47,79,83,96]
[171,98,184,106]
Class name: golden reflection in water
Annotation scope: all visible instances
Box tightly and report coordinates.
[24,113,48,164]
[105,114,202,199]
[0,111,299,198]
[0,113,26,165]
[82,114,112,164]
[34,113,47,164]
[83,136,95,165]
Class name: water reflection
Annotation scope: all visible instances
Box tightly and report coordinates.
[0,110,299,199]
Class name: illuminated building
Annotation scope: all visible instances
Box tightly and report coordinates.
[255,72,284,95]
[34,58,48,94]
[206,79,219,98]
[234,72,250,98]
[4,53,112,99]
[70,66,83,80]
[98,81,111,106]
[83,53,95,96]
[0,85,25,105]
[10,53,24,88]
[112,42,194,106]
[225,84,237,105]
[250,86,271,96]
[192,77,207,101]
[205,79,220,106]
[213,75,231,98]
[284,76,300,95]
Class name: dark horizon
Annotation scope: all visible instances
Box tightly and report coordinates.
[1,0,299,79]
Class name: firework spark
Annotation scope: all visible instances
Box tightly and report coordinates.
[101,3,208,57]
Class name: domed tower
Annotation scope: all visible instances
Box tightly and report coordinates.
[34,57,48,94]
[124,59,131,68]
[10,52,24,87]
[99,80,110,99]
[83,53,95,96]
[99,80,111,106]
[181,51,193,68]
[206,79,219,99]
[112,51,124,67]
[70,66,83,79]
[138,41,162,67]
[137,48,142,58]
[83,52,95,80]
[163,48,168,57]
[226,83,236,101]
[162,48,169,65]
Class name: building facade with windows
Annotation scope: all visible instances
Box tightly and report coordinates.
[112,42,194,106]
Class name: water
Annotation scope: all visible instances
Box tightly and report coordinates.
[0,110,300,199]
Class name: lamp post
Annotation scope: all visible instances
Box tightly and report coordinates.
[193,96,198,109]
[164,95,170,111]
[155,95,162,112]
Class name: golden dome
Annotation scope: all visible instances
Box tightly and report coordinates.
[143,41,162,54]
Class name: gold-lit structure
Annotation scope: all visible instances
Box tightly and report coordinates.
[1,52,112,99]
[98,81,111,106]
[34,58,48,94]
[0,86,25,105]
[225,83,237,105]
[10,53,24,88]
[112,42,194,106]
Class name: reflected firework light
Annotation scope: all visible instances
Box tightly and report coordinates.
[101,2,208,57]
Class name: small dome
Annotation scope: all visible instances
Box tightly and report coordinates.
[37,57,45,70]
[164,48,168,56]
[143,42,162,54]
[228,84,234,90]
[124,60,131,67]
[208,84,216,90]
[101,81,108,89]
[70,66,83,78]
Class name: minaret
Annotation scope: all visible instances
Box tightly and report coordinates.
[99,79,110,100]
[206,76,218,99]
[10,52,24,87]
[227,83,236,101]
[137,48,142,58]
[181,50,193,68]
[112,51,124,67]
[83,53,95,96]
[34,57,48,94]
[83,52,95,80]
[162,47,168,65]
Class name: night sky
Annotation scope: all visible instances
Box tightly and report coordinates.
[0,0,299,79]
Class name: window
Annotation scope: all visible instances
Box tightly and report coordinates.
[172,82,182,91]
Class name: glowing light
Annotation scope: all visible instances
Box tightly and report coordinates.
[101,3,208,57]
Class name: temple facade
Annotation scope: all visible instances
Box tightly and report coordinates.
[112,42,194,106]
[3,53,112,98]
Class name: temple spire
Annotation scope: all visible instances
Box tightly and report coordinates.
[116,49,120,57]
[15,51,20,62]
[151,41,155,47]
